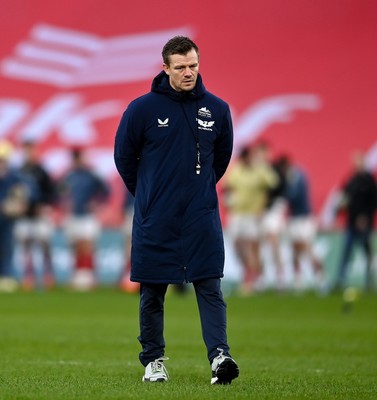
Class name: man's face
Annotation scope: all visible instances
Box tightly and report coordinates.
[163,49,199,92]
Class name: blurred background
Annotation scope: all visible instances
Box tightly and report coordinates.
[1,0,376,293]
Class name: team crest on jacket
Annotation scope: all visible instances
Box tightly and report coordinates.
[157,118,169,127]
[198,107,212,118]
[197,107,214,131]
[196,118,215,131]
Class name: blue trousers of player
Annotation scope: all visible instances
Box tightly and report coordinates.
[336,226,373,288]
[138,278,230,367]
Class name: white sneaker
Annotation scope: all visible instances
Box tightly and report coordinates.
[70,270,95,291]
[211,348,239,385]
[142,357,169,382]
[0,278,18,293]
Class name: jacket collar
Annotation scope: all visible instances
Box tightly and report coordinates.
[151,71,206,101]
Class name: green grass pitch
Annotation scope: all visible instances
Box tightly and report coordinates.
[1,288,376,399]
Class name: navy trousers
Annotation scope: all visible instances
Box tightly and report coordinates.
[138,278,230,366]
[336,226,373,289]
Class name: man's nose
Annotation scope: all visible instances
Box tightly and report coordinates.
[183,66,192,75]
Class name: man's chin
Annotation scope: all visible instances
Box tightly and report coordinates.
[181,84,195,92]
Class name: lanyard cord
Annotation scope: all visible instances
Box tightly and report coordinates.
[180,102,201,175]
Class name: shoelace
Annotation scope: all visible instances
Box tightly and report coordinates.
[151,357,169,378]
[212,348,226,371]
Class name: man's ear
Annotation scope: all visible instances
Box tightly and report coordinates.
[162,63,170,75]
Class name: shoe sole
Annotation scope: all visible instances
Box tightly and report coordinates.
[212,359,239,385]
[142,377,167,382]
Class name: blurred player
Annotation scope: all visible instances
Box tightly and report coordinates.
[283,155,324,290]
[59,148,110,290]
[333,151,377,291]
[260,146,288,289]
[224,144,278,294]
[14,140,56,290]
[0,140,28,292]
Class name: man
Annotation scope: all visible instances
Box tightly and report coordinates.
[334,151,377,290]
[282,155,324,290]
[0,140,28,292]
[59,148,110,290]
[223,144,278,294]
[114,36,239,384]
[14,140,56,290]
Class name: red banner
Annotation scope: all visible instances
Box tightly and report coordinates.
[1,0,377,226]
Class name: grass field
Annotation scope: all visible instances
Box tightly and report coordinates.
[1,288,376,400]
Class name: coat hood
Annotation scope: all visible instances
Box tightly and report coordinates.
[151,71,206,101]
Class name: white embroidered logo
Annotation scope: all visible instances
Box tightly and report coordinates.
[196,118,215,131]
[198,107,212,118]
[158,118,169,127]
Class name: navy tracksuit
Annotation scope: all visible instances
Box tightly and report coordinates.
[138,279,229,365]
[114,71,233,365]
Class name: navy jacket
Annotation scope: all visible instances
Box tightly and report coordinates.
[114,71,233,283]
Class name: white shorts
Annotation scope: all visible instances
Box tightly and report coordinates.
[14,217,54,242]
[286,216,317,243]
[262,199,287,235]
[227,214,263,240]
[64,215,101,242]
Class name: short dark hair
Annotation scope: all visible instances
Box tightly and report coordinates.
[71,147,83,161]
[162,36,199,65]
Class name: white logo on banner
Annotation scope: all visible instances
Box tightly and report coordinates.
[0,24,324,181]
[0,24,193,176]
[1,24,193,88]
[233,94,322,153]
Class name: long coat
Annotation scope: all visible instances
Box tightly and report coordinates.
[114,71,233,284]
